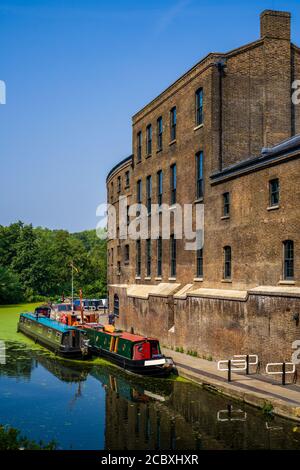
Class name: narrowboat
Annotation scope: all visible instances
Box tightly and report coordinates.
[17,313,89,359]
[82,324,174,377]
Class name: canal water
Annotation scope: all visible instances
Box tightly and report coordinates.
[1,308,300,450]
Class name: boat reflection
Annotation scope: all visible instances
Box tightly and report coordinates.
[2,342,300,450]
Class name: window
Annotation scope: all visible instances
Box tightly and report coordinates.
[111,248,114,265]
[157,237,162,277]
[114,294,119,317]
[137,180,142,203]
[170,235,176,277]
[117,261,121,275]
[137,131,142,162]
[224,246,232,280]
[146,124,152,156]
[125,170,130,187]
[146,175,152,214]
[127,205,130,226]
[117,176,121,193]
[283,240,294,280]
[269,178,279,207]
[124,244,129,263]
[157,117,163,151]
[170,107,177,141]
[136,240,141,277]
[146,239,151,276]
[170,164,177,205]
[196,151,203,199]
[196,248,203,278]
[110,182,114,202]
[137,180,142,217]
[157,170,163,206]
[195,88,203,126]
[223,192,230,216]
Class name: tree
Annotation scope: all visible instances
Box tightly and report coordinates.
[0,267,23,304]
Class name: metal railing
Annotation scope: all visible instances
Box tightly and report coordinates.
[217,354,259,382]
[266,362,296,385]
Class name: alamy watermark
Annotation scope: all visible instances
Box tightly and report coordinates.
[0,341,6,365]
[96,198,204,251]
[0,80,6,104]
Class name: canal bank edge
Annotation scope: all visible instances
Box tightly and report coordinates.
[163,347,300,423]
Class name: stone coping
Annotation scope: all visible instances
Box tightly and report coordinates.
[109,284,300,300]
[126,283,181,299]
[184,287,248,301]
[249,286,300,298]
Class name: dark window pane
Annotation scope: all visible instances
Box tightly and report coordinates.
[137,132,142,161]
[171,164,177,205]
[284,240,294,280]
[269,179,279,206]
[157,170,163,206]
[170,235,176,277]
[196,248,203,278]
[136,240,141,276]
[195,88,203,126]
[196,152,203,199]
[157,117,163,151]
[223,192,230,216]
[224,246,231,279]
[146,239,151,276]
[146,175,152,214]
[146,125,152,155]
[170,107,177,141]
[157,237,162,276]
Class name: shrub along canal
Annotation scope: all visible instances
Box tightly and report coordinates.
[1,304,300,450]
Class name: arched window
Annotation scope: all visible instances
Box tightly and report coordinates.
[283,240,294,280]
[224,246,232,280]
[114,294,119,317]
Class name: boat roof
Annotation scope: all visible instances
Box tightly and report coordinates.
[21,313,77,333]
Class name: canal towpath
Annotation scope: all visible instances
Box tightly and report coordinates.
[162,347,300,423]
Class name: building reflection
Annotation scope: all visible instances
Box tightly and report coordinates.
[2,343,300,450]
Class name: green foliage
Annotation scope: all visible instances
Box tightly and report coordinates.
[187,350,198,357]
[0,266,23,304]
[0,222,107,304]
[175,347,185,353]
[0,424,56,450]
[262,402,274,416]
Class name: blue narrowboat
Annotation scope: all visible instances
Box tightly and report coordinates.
[17,313,89,359]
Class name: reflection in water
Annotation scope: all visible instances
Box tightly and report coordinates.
[1,341,300,450]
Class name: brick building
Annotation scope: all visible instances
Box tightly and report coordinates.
[106,10,300,365]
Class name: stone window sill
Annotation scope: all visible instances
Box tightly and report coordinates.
[156,148,162,154]
[194,197,204,204]
[221,215,230,220]
[194,123,204,131]
[144,277,151,280]
[136,160,142,164]
[221,279,232,283]
[194,277,203,282]
[169,140,177,146]
[278,280,295,285]
[267,205,280,211]
[168,277,177,281]
[155,277,162,281]
[135,276,141,280]
[146,154,152,159]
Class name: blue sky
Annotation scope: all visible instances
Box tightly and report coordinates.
[0,0,299,232]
